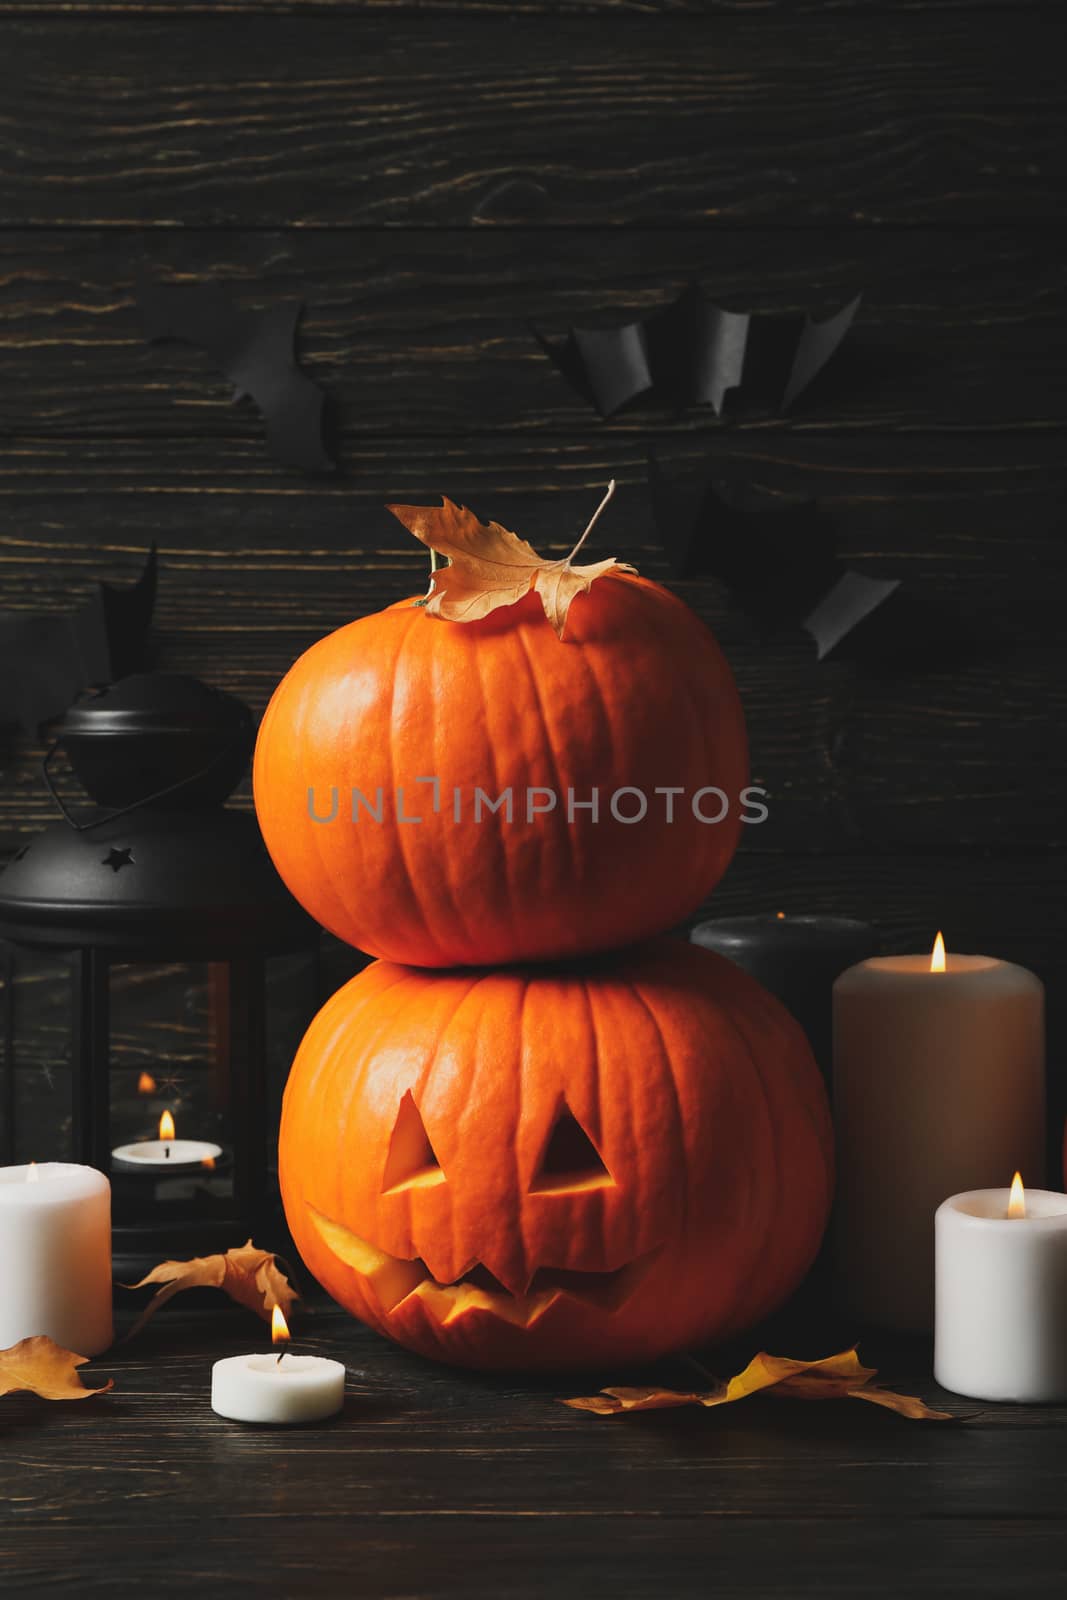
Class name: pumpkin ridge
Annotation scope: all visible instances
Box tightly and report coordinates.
[386,608,447,962]
[575,974,610,1270]
[321,969,424,1236]
[295,638,372,944]
[623,977,690,1256]
[716,995,801,1325]
[426,606,482,958]
[282,971,377,1193]
[454,960,534,1299]
[582,973,669,1273]
[390,967,487,1255]
[314,972,434,1289]
[469,633,525,960]
[515,973,531,1288]
[513,619,581,892]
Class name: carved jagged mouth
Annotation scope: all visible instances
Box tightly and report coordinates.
[309,1207,658,1329]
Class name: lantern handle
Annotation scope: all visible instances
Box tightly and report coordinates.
[41,740,238,832]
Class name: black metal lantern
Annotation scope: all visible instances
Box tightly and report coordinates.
[0,674,319,1274]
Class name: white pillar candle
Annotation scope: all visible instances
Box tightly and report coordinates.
[211,1352,346,1424]
[833,945,1044,1332]
[935,1183,1067,1402]
[0,1163,113,1356]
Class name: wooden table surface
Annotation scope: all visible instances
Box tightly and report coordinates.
[2,1292,1065,1598]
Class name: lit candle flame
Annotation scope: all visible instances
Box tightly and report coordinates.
[272,1303,290,1363]
[1008,1171,1026,1219]
[138,1071,158,1095]
[159,1110,176,1142]
[26,1161,39,1184]
[776,911,786,921]
[930,932,946,973]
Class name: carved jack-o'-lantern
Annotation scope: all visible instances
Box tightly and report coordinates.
[279,938,833,1370]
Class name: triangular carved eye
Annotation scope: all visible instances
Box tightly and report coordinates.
[382,1092,446,1194]
[529,1102,614,1195]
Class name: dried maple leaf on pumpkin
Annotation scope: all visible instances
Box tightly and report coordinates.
[387,480,635,640]
[0,1336,113,1401]
[121,1239,299,1342]
[563,1347,953,1422]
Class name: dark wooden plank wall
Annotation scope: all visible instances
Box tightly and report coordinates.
[1,1,1064,1122]
[1,14,1064,226]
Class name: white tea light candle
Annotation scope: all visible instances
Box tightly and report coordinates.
[112,1109,222,1173]
[833,937,1044,1332]
[211,1352,346,1424]
[210,1306,344,1425]
[935,1178,1067,1403]
[0,1163,113,1355]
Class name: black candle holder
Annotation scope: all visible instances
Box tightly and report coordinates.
[690,912,881,1085]
[0,674,320,1275]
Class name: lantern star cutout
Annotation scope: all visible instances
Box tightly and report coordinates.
[149,1074,187,1098]
[101,847,135,873]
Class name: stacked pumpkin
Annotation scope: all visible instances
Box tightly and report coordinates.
[254,492,833,1369]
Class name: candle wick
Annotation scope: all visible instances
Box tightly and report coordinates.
[164,1146,170,1160]
[276,1349,285,1366]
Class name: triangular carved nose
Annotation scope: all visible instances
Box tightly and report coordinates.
[382,1091,446,1194]
[529,1102,614,1195]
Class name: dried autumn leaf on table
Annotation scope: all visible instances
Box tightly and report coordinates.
[0,1337,113,1401]
[848,1385,954,1421]
[388,481,635,640]
[563,1347,953,1422]
[122,1239,299,1342]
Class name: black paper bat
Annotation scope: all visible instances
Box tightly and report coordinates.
[0,546,158,735]
[647,454,899,660]
[535,286,861,420]
[137,275,336,474]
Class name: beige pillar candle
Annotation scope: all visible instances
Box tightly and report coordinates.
[833,936,1044,1333]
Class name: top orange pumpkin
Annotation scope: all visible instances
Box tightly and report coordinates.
[253,571,748,967]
